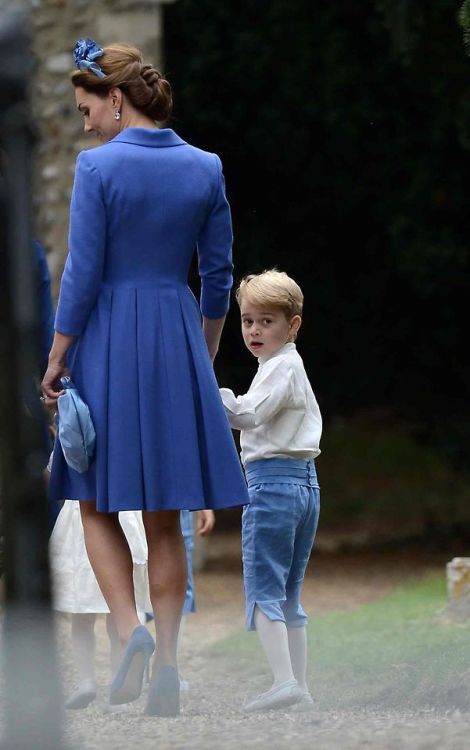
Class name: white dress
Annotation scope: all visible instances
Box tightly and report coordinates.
[49,501,151,614]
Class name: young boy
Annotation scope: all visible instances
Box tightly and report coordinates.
[220,269,322,712]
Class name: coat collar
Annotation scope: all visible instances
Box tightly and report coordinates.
[109,128,186,149]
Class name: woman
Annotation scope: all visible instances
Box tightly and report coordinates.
[41,38,249,716]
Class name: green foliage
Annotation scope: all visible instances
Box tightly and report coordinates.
[318,415,470,535]
[459,0,470,54]
[164,1,470,468]
[212,575,470,708]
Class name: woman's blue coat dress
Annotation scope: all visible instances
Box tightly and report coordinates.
[49,128,249,513]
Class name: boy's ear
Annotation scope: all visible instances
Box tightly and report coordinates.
[290,315,302,337]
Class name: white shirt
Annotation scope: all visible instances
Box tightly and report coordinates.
[220,343,322,466]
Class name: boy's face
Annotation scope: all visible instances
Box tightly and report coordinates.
[240,300,301,359]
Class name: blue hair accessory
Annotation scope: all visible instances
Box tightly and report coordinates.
[73,37,106,79]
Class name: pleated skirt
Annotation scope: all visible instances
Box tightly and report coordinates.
[49,283,248,513]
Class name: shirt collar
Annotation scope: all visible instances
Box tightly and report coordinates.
[109,128,186,149]
[258,342,296,365]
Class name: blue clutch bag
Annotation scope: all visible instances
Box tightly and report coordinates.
[57,376,96,473]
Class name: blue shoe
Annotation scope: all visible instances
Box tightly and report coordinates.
[144,665,180,717]
[109,625,155,705]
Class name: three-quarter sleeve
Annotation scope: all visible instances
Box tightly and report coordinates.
[55,151,106,337]
[197,155,233,319]
[220,361,294,430]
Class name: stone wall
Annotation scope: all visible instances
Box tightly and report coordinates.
[31,0,177,294]
[445,557,470,622]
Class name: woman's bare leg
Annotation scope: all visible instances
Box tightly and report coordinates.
[80,502,140,645]
[143,510,187,670]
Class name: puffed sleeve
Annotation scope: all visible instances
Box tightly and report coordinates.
[219,360,295,430]
[55,151,106,336]
[197,154,233,319]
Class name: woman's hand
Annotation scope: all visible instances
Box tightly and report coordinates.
[40,331,75,409]
[196,509,215,536]
[41,359,68,409]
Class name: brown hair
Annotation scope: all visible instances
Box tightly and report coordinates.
[71,43,172,123]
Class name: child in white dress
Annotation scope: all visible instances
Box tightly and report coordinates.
[49,500,151,709]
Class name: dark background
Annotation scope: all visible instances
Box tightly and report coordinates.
[164,0,470,544]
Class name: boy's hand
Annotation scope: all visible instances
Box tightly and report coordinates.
[196,509,215,536]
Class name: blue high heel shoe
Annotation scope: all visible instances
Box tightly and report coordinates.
[144,665,180,717]
[109,625,155,705]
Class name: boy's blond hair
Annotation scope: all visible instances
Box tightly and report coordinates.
[235,269,304,319]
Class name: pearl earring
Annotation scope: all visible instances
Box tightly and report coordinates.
[114,111,121,120]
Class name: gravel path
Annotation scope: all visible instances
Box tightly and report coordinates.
[58,539,470,750]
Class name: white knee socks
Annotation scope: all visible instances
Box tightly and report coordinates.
[70,613,97,685]
[287,625,308,693]
[254,608,309,692]
[254,607,295,687]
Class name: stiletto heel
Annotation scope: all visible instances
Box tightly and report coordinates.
[144,665,180,717]
[109,625,155,705]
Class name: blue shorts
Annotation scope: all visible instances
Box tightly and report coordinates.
[180,510,196,614]
[242,458,320,631]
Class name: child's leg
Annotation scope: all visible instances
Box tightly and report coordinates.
[71,613,97,683]
[177,616,192,690]
[287,626,308,693]
[66,613,97,709]
[284,485,320,697]
[243,461,319,712]
[180,511,196,617]
[254,607,295,686]
[177,614,186,652]
[242,487,298,698]
[105,613,122,678]
[178,510,196,689]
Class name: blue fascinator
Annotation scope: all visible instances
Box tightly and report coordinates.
[73,37,106,79]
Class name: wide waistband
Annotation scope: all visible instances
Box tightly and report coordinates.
[245,458,319,488]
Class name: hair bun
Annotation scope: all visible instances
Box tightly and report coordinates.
[140,65,172,122]
[71,43,173,123]
[141,64,160,87]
